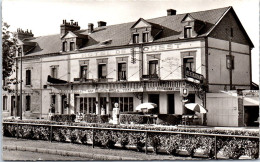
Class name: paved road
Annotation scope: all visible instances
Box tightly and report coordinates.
[3,150,92,161]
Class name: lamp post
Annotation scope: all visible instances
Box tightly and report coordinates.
[18,47,22,120]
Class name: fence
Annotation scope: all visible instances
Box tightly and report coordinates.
[3,122,259,159]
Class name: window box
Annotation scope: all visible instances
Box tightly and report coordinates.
[74,78,94,83]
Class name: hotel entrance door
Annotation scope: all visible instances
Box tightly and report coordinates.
[148,94,159,114]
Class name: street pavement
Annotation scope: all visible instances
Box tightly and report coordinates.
[3,137,204,161]
[3,150,93,161]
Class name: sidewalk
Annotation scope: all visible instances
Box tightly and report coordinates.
[3,137,204,160]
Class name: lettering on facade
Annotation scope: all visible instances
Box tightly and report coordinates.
[58,88,143,94]
[76,42,200,59]
[146,87,180,91]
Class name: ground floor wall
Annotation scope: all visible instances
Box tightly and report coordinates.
[206,92,259,127]
[3,89,203,122]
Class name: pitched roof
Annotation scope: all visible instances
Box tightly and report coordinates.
[24,6,247,56]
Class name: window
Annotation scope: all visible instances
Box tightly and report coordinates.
[80,65,88,79]
[51,95,56,113]
[149,60,158,76]
[110,97,133,112]
[51,66,58,78]
[62,42,67,52]
[25,95,31,111]
[70,42,75,51]
[3,96,7,111]
[88,98,96,114]
[118,63,126,81]
[133,34,139,44]
[184,26,192,38]
[183,57,194,72]
[26,70,31,85]
[143,33,149,43]
[98,64,107,79]
[79,97,96,114]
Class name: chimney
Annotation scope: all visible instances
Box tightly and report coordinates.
[167,9,177,16]
[88,23,94,33]
[16,28,34,40]
[97,21,107,27]
[60,19,80,37]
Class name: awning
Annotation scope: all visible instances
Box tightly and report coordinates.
[47,75,68,84]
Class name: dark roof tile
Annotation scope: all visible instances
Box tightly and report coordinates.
[25,7,231,56]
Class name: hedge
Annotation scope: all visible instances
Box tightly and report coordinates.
[3,122,259,159]
[3,119,259,137]
[119,114,156,124]
[51,114,76,122]
[156,114,182,125]
[83,114,109,123]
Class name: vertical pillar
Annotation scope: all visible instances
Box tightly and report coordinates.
[69,93,74,114]
[96,93,100,115]
[57,94,62,114]
[106,94,110,115]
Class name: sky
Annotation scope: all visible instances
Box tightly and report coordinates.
[2,0,259,83]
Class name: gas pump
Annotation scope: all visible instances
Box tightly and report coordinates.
[112,103,120,124]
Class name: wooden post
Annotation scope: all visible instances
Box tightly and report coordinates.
[145,131,148,154]
[214,136,217,159]
[49,125,53,142]
[16,123,19,139]
[92,128,95,148]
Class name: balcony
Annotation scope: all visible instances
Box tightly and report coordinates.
[97,78,113,82]
[141,74,159,80]
[74,78,94,83]
[70,79,187,93]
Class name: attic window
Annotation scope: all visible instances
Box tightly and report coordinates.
[184,26,192,38]
[62,42,67,52]
[101,40,112,46]
[143,32,149,43]
[70,42,75,51]
[133,34,139,44]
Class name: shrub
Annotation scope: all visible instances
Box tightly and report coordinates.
[119,114,149,124]
[84,114,109,123]
[162,134,180,155]
[79,130,88,144]
[2,121,259,159]
[31,126,49,140]
[150,134,161,154]
[70,129,79,143]
[156,114,181,125]
[3,124,17,137]
[51,114,76,123]
[118,131,129,148]
[3,119,259,137]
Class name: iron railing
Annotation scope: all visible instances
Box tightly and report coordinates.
[3,121,259,159]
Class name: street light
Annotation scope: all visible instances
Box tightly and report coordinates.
[18,47,22,120]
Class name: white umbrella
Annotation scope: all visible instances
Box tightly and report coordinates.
[185,103,207,114]
[136,103,157,111]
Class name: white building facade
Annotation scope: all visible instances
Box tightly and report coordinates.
[2,7,255,126]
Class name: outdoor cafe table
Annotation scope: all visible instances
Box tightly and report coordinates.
[182,115,198,125]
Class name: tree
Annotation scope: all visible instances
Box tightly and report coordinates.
[2,22,17,91]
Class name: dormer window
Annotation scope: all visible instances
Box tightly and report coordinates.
[184,26,192,38]
[62,42,67,52]
[133,34,139,44]
[70,42,75,51]
[143,32,149,43]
